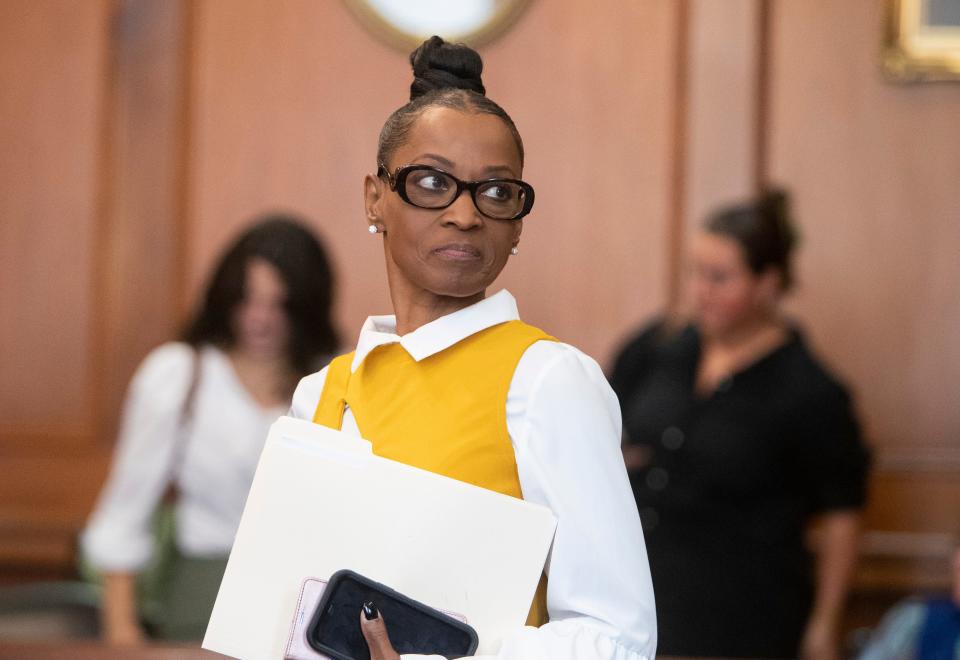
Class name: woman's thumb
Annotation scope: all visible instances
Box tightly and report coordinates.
[359,601,399,660]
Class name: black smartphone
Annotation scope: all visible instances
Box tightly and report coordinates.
[306,569,479,660]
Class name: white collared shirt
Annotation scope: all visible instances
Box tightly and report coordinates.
[290,290,657,660]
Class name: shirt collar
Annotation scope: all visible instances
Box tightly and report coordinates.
[350,289,520,372]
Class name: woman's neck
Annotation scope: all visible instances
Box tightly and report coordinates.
[703,313,784,352]
[227,347,296,407]
[389,286,485,336]
[695,314,788,396]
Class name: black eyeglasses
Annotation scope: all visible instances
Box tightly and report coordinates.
[377,163,535,221]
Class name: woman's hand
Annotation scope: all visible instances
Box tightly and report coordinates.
[621,444,650,471]
[800,612,838,660]
[360,602,400,660]
[105,620,147,646]
[101,572,146,646]
[801,510,862,660]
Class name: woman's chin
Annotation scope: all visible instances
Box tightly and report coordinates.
[237,338,287,359]
[422,268,500,301]
[433,285,489,301]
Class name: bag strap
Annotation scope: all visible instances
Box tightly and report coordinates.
[179,347,202,429]
[162,346,202,501]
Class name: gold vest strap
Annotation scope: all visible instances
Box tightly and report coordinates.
[312,352,353,430]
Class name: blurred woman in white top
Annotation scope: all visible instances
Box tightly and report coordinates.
[82,215,339,644]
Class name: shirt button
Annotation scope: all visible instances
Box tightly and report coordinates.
[639,507,659,531]
[645,467,669,491]
[661,426,685,450]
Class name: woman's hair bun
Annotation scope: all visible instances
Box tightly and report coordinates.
[409,35,485,101]
[759,188,797,253]
[705,186,799,291]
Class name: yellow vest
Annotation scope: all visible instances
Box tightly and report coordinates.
[312,319,554,626]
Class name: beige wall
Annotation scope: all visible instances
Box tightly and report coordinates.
[1,0,957,596]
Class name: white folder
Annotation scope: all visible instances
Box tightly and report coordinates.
[203,416,558,659]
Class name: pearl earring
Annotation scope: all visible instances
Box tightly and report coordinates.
[510,245,519,255]
[368,225,378,234]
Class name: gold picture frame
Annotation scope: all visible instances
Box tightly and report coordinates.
[884,0,960,81]
[342,0,533,53]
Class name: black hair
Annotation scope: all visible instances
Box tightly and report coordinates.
[704,189,799,291]
[181,214,340,376]
[377,35,525,168]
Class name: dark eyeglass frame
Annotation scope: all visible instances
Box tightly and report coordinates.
[376,163,535,221]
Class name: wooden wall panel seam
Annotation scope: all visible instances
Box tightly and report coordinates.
[667,0,691,310]
[754,0,772,192]
[90,0,120,447]
[173,0,195,320]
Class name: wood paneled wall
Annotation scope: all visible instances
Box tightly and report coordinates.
[1,0,111,573]
[1,0,957,606]
[1,1,105,436]
[770,0,960,456]
[676,0,960,592]
[767,0,960,587]
[98,0,192,441]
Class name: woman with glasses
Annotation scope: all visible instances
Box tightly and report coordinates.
[289,36,656,659]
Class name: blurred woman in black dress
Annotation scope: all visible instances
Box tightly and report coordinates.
[610,190,870,659]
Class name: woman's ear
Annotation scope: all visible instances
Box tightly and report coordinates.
[756,267,783,307]
[511,219,523,246]
[364,174,385,233]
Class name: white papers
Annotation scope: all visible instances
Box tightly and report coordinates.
[203,416,557,660]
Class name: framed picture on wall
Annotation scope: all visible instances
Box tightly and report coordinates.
[884,0,960,81]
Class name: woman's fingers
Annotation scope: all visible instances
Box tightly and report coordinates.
[359,601,400,660]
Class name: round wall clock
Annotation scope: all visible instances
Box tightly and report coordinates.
[343,0,533,51]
